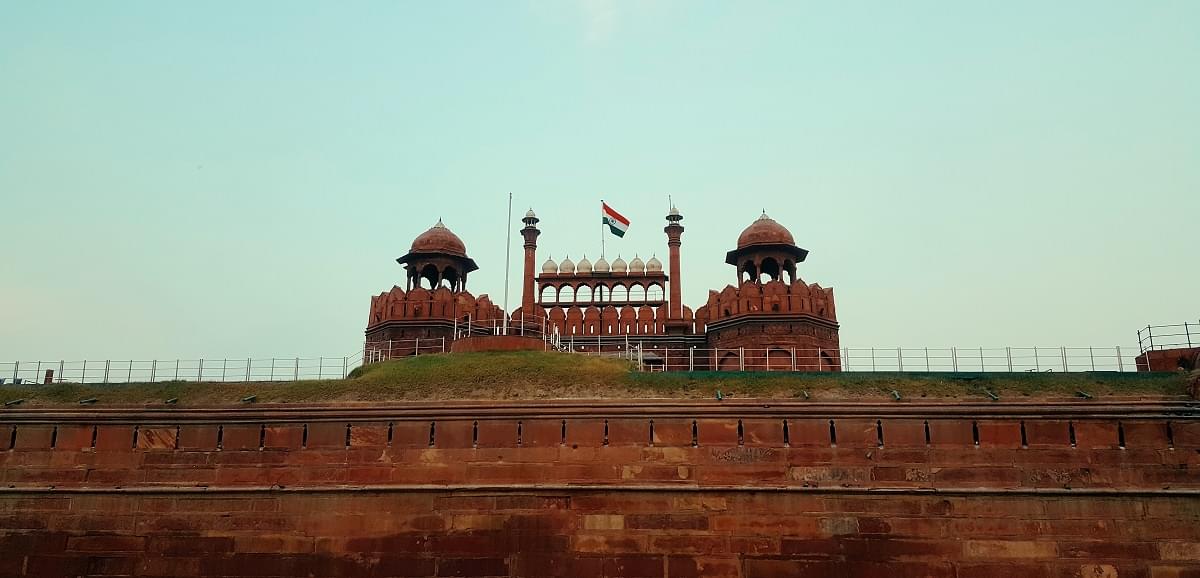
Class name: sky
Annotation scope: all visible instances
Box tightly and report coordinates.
[1,1,1197,362]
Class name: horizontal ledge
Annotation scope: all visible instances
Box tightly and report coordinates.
[1,484,1197,498]
[0,399,1196,424]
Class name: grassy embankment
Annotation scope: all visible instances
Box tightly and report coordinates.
[0,350,1191,407]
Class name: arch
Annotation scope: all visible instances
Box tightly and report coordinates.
[611,284,629,303]
[619,306,637,334]
[420,264,440,290]
[741,260,758,284]
[759,257,781,283]
[559,285,575,304]
[718,351,741,371]
[646,283,664,302]
[629,284,647,303]
[577,285,594,303]
[594,284,607,303]
[539,284,557,304]
[820,351,837,371]
[583,306,602,335]
[767,348,792,371]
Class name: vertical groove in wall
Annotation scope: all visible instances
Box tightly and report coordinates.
[829,420,837,447]
[49,426,57,449]
[1166,421,1175,449]
[737,420,745,447]
[603,420,609,446]
[1019,421,1028,449]
[89,425,97,449]
[471,421,478,448]
[875,420,884,448]
[300,424,307,449]
[1117,421,1126,449]
[217,425,225,450]
[560,420,566,446]
[258,425,266,451]
[782,420,790,447]
[923,421,931,447]
[345,423,352,448]
[648,419,655,447]
[428,422,436,447]
[174,426,181,450]
[131,426,139,449]
[1069,421,1077,448]
[971,421,980,447]
[387,422,394,447]
[517,421,523,447]
[691,420,698,447]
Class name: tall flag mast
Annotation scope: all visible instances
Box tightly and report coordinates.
[502,192,512,335]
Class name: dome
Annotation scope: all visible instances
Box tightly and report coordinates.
[611,256,628,273]
[541,257,558,274]
[559,256,575,274]
[577,255,592,274]
[525,209,537,219]
[410,219,468,257]
[629,255,645,273]
[646,255,663,272]
[594,256,610,273]
[736,213,795,249]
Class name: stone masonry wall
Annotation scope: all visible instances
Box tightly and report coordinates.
[0,403,1197,577]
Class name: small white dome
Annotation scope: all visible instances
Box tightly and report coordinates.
[629,255,645,273]
[594,256,610,273]
[647,255,663,272]
[577,255,592,274]
[611,256,628,273]
[559,256,575,274]
[541,257,558,274]
[525,209,537,219]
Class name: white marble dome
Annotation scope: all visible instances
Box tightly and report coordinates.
[541,257,558,274]
[577,255,592,274]
[559,256,575,275]
[646,255,663,272]
[611,256,628,273]
[594,256,610,273]
[629,255,645,273]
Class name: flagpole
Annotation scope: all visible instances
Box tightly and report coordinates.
[502,192,512,335]
[600,199,605,259]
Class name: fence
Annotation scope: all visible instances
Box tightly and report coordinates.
[2,338,428,385]
[1138,321,1199,353]
[572,345,1138,373]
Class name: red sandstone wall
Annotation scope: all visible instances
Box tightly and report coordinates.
[1,404,1198,577]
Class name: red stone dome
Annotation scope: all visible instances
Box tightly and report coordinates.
[410,219,468,257]
[736,213,795,249]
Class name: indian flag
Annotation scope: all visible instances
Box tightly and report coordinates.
[602,201,629,237]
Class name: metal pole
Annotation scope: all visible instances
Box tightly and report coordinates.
[897,347,903,371]
[245,358,251,382]
[58,360,64,384]
[318,357,324,380]
[689,347,694,372]
[442,337,446,352]
[951,348,957,372]
[1034,347,1039,372]
[174,359,179,381]
[502,194,513,336]
[1006,347,1012,372]
[843,348,849,371]
[343,357,348,378]
[979,347,985,372]
[1116,346,1123,372]
[415,338,420,356]
[221,359,227,382]
[1186,322,1192,347]
[81,360,86,383]
[150,360,156,382]
[791,347,797,372]
[294,357,299,381]
[739,347,745,371]
[270,358,276,380]
[197,358,203,382]
[871,347,876,372]
[127,360,132,382]
[104,360,111,383]
[1061,346,1068,372]
[817,347,822,372]
[925,347,930,371]
[10,361,16,382]
[1089,347,1095,372]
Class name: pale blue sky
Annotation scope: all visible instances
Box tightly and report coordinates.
[2,2,1197,361]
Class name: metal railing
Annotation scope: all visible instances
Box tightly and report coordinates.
[1138,321,1199,354]
[567,345,1138,373]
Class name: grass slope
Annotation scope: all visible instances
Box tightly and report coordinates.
[0,351,1191,407]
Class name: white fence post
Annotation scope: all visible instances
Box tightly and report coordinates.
[245,358,251,382]
[897,347,903,371]
[951,348,958,372]
[1116,346,1123,372]
[150,360,156,382]
[294,357,299,381]
[197,358,204,382]
[739,347,745,371]
[104,360,111,383]
[343,357,348,378]
[1006,347,1012,372]
[1061,346,1068,372]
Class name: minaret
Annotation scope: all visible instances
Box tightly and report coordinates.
[664,205,685,327]
[520,209,541,313]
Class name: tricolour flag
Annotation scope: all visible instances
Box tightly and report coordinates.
[602,202,629,237]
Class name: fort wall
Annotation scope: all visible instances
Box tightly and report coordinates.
[1,400,1197,577]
